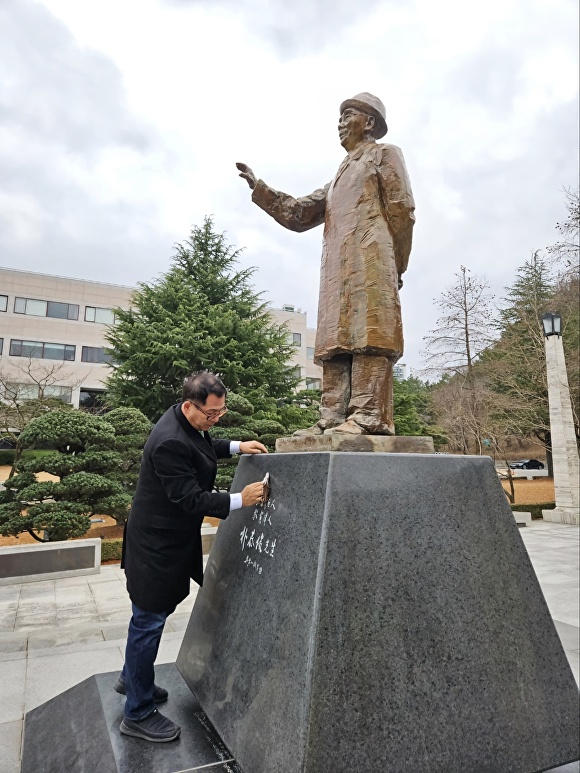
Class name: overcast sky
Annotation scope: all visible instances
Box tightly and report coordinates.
[1,0,578,370]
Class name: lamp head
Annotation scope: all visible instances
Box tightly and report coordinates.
[542,312,562,337]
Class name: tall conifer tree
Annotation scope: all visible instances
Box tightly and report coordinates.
[105,218,296,420]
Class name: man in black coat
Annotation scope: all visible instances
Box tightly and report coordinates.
[117,371,267,742]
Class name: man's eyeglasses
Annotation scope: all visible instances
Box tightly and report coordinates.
[191,403,228,421]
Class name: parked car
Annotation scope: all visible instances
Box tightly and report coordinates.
[509,459,545,470]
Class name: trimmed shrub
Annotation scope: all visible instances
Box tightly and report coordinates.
[0,450,15,465]
[101,538,123,562]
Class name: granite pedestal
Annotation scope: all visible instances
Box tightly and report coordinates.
[177,452,579,773]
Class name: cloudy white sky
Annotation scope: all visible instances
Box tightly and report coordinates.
[1,0,578,370]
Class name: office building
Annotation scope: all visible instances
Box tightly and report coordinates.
[0,269,322,408]
[393,362,408,381]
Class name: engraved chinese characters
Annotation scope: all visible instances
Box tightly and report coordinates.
[239,498,277,575]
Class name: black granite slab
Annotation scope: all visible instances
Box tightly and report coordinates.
[21,674,117,773]
[177,452,580,773]
[0,544,95,578]
[21,664,242,773]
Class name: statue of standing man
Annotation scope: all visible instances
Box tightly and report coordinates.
[237,92,415,436]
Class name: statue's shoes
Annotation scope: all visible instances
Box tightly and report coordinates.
[293,424,323,436]
[324,420,365,435]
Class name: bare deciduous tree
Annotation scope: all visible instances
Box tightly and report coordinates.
[548,187,580,279]
[0,358,82,477]
[421,266,496,378]
[422,266,497,454]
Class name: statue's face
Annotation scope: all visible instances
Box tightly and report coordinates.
[338,108,374,150]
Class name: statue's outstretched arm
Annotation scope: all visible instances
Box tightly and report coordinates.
[236,162,328,233]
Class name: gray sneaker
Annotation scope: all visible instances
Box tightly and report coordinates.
[114,674,168,704]
[120,709,181,742]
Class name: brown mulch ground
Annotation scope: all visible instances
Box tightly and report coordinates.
[500,477,555,505]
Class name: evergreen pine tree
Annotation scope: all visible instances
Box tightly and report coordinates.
[105,218,296,421]
[483,252,555,463]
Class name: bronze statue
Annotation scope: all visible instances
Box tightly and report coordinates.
[237,93,415,435]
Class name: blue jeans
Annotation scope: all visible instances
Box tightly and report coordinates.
[121,603,174,721]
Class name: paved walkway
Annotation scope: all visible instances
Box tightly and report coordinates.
[0,522,578,772]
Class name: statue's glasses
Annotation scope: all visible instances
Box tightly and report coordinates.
[191,403,228,421]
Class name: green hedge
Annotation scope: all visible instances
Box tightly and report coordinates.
[0,449,54,465]
[511,502,555,520]
[101,539,123,562]
[0,450,15,465]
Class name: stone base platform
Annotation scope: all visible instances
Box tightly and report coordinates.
[20,660,579,773]
[21,663,242,773]
[275,432,434,453]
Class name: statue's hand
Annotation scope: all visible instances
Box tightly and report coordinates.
[236,162,257,190]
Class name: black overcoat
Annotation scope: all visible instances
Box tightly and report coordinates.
[122,403,232,612]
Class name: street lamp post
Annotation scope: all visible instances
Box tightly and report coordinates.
[541,312,579,524]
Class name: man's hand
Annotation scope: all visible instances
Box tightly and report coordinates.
[239,441,268,454]
[236,162,258,190]
[241,482,266,507]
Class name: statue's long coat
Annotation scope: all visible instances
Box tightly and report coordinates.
[252,141,415,363]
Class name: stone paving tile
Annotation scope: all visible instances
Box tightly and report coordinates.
[0,586,20,609]
[169,613,191,631]
[51,575,90,588]
[0,585,20,603]
[86,573,122,586]
[14,612,59,632]
[27,627,105,651]
[102,623,129,640]
[0,719,23,773]
[0,649,27,662]
[156,634,184,665]
[0,608,17,631]
[98,610,133,623]
[0,631,28,653]
[0,657,26,724]
[27,635,128,660]
[18,584,55,601]
[24,646,124,714]
[554,620,580,652]
[565,650,579,684]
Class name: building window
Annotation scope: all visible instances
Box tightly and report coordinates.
[291,332,302,346]
[0,295,7,312]
[80,389,107,413]
[4,382,72,403]
[14,297,79,320]
[306,378,321,390]
[85,306,116,324]
[290,366,302,380]
[9,339,76,361]
[282,305,295,312]
[307,347,315,360]
[0,338,3,355]
[81,346,112,364]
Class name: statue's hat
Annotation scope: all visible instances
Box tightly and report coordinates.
[339,92,388,138]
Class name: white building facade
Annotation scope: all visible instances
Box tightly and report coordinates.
[0,268,133,408]
[0,269,322,407]
[268,304,322,390]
